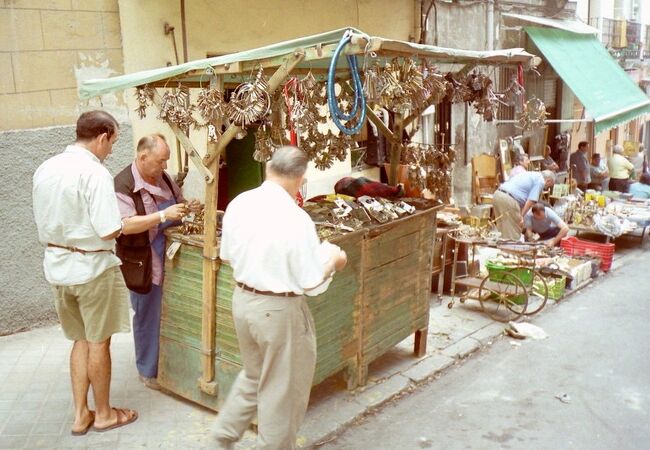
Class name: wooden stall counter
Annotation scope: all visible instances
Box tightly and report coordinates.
[158,205,440,411]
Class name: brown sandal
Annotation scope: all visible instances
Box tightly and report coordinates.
[92,408,138,432]
[70,411,95,436]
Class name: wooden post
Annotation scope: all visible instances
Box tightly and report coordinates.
[198,75,223,396]
[203,51,306,167]
[196,53,304,394]
[388,113,404,186]
[149,89,215,184]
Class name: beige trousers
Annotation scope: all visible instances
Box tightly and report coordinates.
[493,190,523,241]
[212,287,317,450]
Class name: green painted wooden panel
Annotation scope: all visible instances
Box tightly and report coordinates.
[158,335,240,411]
[360,209,437,367]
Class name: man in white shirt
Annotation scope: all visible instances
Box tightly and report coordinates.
[212,146,347,450]
[32,111,137,435]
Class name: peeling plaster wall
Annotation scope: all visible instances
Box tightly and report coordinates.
[0,124,133,336]
[0,1,126,130]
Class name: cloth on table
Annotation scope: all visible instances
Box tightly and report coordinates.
[334,176,404,198]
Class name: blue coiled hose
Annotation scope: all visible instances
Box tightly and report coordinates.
[327,32,366,135]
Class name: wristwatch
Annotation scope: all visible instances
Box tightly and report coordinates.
[158,211,166,223]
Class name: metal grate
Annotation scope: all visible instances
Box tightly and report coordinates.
[497,67,516,121]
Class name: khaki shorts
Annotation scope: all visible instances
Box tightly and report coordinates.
[52,266,130,343]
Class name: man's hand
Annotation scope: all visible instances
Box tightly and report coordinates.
[545,240,555,248]
[186,199,202,213]
[335,250,347,272]
[164,203,188,221]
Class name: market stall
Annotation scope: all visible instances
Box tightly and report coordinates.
[80,27,539,411]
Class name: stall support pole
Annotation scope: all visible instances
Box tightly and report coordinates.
[150,89,215,184]
[196,56,304,395]
[203,51,306,167]
[197,75,223,396]
[388,113,404,186]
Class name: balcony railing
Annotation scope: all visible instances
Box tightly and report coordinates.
[589,17,642,49]
[589,17,645,61]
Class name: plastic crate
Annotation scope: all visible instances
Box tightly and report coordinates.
[560,236,615,272]
[486,260,534,286]
[534,275,566,300]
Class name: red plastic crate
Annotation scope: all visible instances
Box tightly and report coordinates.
[560,236,615,272]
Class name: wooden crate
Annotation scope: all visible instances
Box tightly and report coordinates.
[358,208,436,384]
[158,207,438,410]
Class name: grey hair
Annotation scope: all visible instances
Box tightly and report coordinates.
[137,133,167,153]
[267,146,309,179]
[612,144,624,154]
[541,170,556,184]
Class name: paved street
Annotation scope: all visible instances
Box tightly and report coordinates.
[0,236,646,449]
[321,249,650,450]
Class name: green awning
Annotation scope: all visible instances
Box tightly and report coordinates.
[525,27,650,134]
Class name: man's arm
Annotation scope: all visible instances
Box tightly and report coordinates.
[115,191,188,235]
[548,222,569,247]
[304,245,347,292]
[521,200,536,217]
[121,205,186,235]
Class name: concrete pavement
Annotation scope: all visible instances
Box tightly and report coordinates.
[0,234,645,449]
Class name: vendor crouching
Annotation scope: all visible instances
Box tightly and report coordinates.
[524,203,569,248]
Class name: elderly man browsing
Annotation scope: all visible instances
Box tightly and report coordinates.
[493,170,556,240]
[212,146,347,450]
[524,203,569,247]
[114,133,201,390]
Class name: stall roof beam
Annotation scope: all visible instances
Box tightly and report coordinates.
[78,27,539,100]
[525,27,650,134]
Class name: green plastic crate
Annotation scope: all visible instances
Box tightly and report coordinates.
[486,260,534,286]
[534,275,566,300]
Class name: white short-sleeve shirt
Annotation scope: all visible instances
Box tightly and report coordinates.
[33,145,122,285]
[220,180,328,294]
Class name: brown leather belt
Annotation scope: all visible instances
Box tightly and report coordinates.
[47,243,114,255]
[236,282,299,298]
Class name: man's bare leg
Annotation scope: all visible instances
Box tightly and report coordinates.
[70,340,94,433]
[88,338,137,429]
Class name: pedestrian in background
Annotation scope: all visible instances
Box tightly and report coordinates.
[33,111,137,435]
[115,133,200,390]
[570,141,591,191]
[540,145,559,172]
[629,172,650,199]
[212,146,348,450]
[588,153,609,191]
[509,152,529,178]
[608,144,634,193]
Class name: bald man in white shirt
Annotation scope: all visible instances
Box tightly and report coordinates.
[212,146,347,450]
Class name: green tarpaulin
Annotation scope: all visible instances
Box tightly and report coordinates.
[525,27,650,134]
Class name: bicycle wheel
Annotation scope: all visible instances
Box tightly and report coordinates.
[478,272,528,322]
[523,272,548,316]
